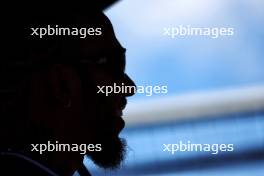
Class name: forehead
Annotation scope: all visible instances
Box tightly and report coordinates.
[74,13,126,71]
[78,12,125,56]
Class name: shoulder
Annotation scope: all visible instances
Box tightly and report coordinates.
[0,151,55,176]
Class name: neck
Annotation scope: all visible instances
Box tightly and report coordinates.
[35,151,83,175]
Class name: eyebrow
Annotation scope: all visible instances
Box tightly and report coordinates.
[78,47,126,64]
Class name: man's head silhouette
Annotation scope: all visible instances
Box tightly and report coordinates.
[0,7,135,176]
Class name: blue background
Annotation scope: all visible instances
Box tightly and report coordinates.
[83,0,264,175]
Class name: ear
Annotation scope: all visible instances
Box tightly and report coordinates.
[48,64,80,108]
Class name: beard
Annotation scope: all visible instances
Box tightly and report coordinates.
[87,136,127,169]
[81,82,127,169]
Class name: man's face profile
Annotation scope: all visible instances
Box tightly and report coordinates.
[41,13,137,169]
[1,11,135,175]
[74,13,136,169]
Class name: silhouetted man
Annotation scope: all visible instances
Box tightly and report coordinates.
[0,4,136,176]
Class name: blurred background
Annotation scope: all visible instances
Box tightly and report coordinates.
[84,0,264,175]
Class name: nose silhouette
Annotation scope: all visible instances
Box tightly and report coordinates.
[124,73,136,97]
